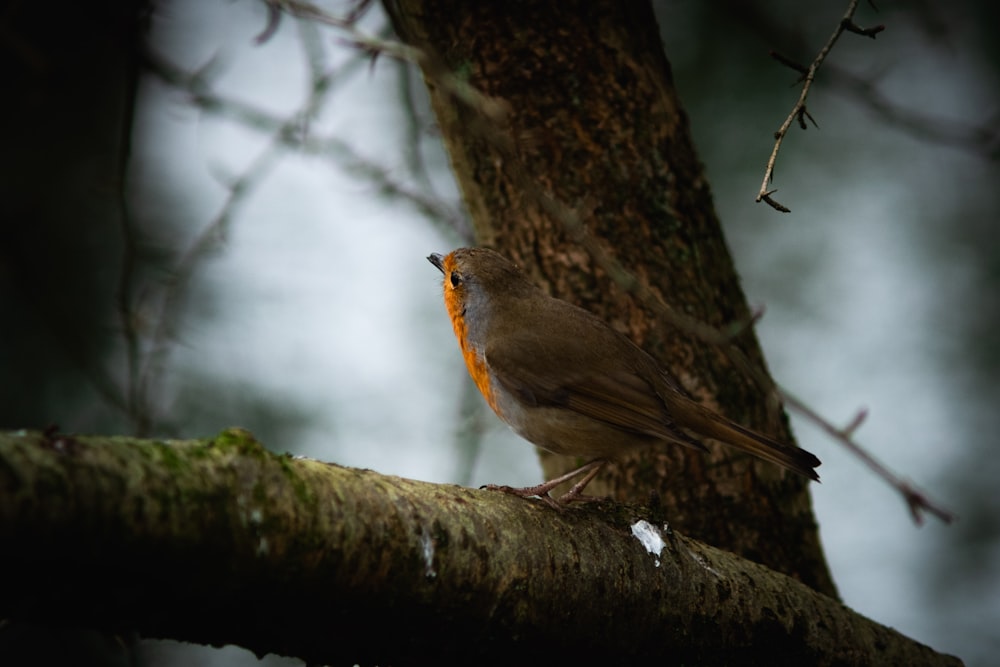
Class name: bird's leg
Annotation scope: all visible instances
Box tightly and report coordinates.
[555,460,607,503]
[483,459,608,507]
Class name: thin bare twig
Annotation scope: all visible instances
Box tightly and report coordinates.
[828,65,1000,160]
[746,0,998,161]
[756,0,884,212]
[146,52,469,237]
[308,133,472,237]
[131,19,346,433]
[781,392,955,525]
[277,0,511,125]
[396,58,441,199]
[128,13,469,433]
[136,145,286,427]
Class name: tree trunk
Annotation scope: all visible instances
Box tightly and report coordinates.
[384,0,835,595]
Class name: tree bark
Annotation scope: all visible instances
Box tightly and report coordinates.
[384,0,835,595]
[0,430,961,666]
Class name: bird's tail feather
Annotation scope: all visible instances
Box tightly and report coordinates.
[682,399,821,481]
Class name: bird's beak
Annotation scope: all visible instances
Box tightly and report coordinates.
[427,253,445,274]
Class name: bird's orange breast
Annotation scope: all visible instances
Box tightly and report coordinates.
[444,288,501,417]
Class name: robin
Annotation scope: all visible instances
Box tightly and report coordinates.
[428,247,820,504]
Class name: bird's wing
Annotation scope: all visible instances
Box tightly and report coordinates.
[485,322,708,451]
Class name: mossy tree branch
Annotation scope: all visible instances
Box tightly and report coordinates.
[0,429,959,666]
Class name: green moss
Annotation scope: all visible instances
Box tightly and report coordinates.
[150,441,186,473]
[185,441,215,460]
[276,453,315,505]
[212,427,268,457]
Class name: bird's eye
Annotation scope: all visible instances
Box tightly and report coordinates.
[449,271,462,288]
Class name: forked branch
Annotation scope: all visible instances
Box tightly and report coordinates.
[756,0,885,212]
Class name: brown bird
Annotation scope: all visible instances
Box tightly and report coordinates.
[429,247,820,504]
